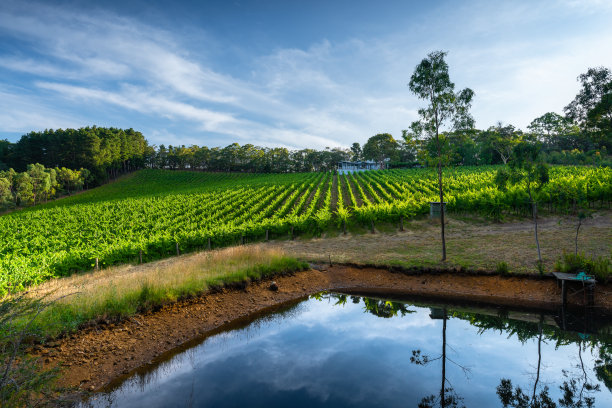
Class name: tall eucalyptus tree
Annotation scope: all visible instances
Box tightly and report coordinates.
[409,51,474,261]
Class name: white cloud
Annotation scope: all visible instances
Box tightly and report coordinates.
[0,86,82,132]
[1,0,611,146]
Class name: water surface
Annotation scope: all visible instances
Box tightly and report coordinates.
[85,293,612,407]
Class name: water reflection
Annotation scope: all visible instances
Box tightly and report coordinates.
[84,293,612,408]
[410,308,467,408]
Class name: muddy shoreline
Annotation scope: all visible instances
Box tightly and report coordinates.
[34,265,612,393]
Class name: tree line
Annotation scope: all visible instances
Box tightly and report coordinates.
[126,65,612,172]
[0,126,150,185]
[0,164,90,210]
[0,66,609,181]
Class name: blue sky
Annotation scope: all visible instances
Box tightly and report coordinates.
[1,0,612,149]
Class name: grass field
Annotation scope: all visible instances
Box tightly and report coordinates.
[25,246,307,339]
[1,166,610,293]
[272,212,612,275]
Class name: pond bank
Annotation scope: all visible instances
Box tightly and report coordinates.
[34,265,612,393]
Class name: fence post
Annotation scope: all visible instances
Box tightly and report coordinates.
[399,215,404,231]
[265,229,269,242]
[95,258,99,271]
[176,242,180,256]
[370,220,375,234]
[139,250,143,264]
[207,237,211,250]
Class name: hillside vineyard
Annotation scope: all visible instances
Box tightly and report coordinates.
[1,166,610,294]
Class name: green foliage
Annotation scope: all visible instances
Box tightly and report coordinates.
[408,50,475,139]
[555,252,611,283]
[28,256,308,340]
[564,66,612,150]
[496,261,510,275]
[362,133,399,168]
[0,294,61,407]
[0,164,88,210]
[0,166,610,294]
[536,260,546,276]
[3,127,149,185]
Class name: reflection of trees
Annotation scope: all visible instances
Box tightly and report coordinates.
[593,343,612,391]
[361,297,414,318]
[313,292,611,407]
[496,322,601,408]
[424,305,610,407]
[311,292,415,319]
[496,379,556,408]
[533,315,544,401]
[411,308,466,408]
[555,339,601,408]
[496,313,557,408]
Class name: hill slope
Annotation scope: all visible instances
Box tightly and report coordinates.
[1,166,610,293]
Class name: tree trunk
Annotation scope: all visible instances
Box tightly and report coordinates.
[441,308,447,407]
[533,202,541,262]
[528,185,542,263]
[435,122,447,261]
[532,314,543,401]
[575,219,582,256]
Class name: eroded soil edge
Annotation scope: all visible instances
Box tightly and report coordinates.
[33,265,612,393]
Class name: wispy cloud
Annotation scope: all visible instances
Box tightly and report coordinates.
[0,85,82,132]
[0,1,419,148]
[0,0,611,147]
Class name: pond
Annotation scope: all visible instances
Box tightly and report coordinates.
[84,293,612,407]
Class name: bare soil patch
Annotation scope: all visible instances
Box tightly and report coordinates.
[33,265,612,393]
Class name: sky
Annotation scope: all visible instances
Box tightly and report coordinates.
[1,0,612,149]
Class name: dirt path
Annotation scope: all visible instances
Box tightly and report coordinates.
[33,265,612,393]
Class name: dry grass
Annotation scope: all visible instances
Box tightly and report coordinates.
[268,211,612,274]
[34,245,288,300]
[25,246,307,339]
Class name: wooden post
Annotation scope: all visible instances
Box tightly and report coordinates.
[265,229,269,242]
[588,283,595,306]
[95,258,99,271]
[370,220,375,234]
[399,215,404,231]
[139,250,143,264]
[176,242,180,256]
[207,237,211,250]
[562,280,567,308]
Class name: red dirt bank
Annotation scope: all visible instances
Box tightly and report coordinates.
[33,265,612,392]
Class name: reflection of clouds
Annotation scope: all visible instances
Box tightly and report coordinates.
[85,296,612,408]
[299,298,437,339]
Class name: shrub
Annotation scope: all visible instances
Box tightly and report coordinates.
[496,262,509,275]
[591,256,611,283]
[0,294,62,407]
[555,251,612,283]
[536,260,546,276]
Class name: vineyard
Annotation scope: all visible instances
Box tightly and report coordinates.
[1,166,610,294]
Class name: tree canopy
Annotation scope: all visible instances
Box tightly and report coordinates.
[362,133,399,168]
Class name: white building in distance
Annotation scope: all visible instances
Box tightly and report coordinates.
[337,160,382,174]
